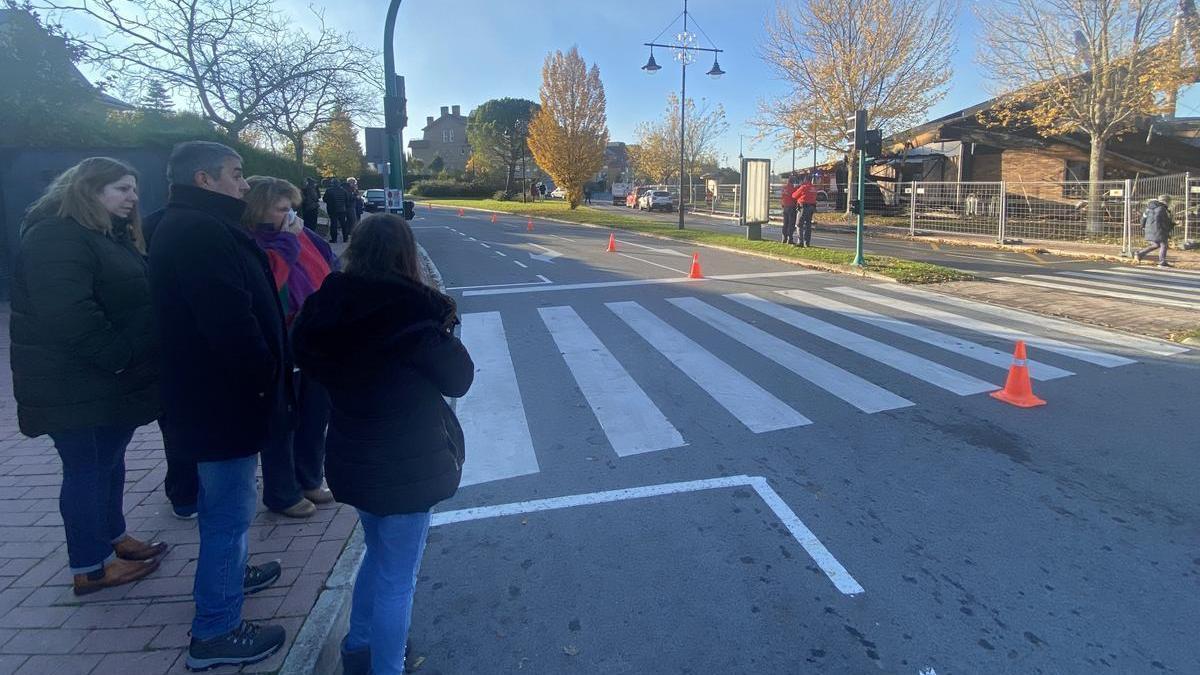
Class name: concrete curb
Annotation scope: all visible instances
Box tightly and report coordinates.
[280,243,446,675]
[420,202,913,285]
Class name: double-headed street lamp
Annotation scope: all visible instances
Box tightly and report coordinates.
[642,0,724,230]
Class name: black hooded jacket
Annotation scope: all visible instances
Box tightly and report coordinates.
[292,272,474,516]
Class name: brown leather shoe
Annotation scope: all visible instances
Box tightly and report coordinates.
[113,536,169,561]
[73,557,160,596]
[274,498,316,518]
[302,488,335,505]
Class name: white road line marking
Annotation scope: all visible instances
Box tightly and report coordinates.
[874,284,1186,357]
[547,234,574,241]
[514,261,529,268]
[456,313,539,486]
[536,274,552,283]
[446,280,551,291]
[669,297,912,413]
[462,271,818,297]
[432,474,864,596]
[619,239,693,258]
[850,286,1137,366]
[479,243,491,249]
[539,306,685,456]
[1055,272,1200,297]
[495,251,507,257]
[995,276,1200,311]
[616,252,687,274]
[608,301,810,433]
[733,294,997,396]
[467,236,477,241]
[1082,268,1200,289]
[796,289,1074,381]
[1117,264,1200,278]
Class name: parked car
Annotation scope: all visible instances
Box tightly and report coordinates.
[628,187,651,208]
[363,189,387,212]
[639,190,675,212]
[550,186,567,199]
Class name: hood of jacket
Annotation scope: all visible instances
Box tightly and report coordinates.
[292,272,457,383]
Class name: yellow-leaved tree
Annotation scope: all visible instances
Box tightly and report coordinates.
[527,47,609,209]
[979,0,1197,232]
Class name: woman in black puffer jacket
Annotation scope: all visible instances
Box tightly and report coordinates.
[291,213,474,675]
[10,157,167,596]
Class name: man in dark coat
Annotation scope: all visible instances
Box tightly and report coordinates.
[147,141,290,670]
[300,178,321,232]
[1134,195,1176,267]
[323,179,351,243]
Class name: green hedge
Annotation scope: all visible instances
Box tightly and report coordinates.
[408,179,493,198]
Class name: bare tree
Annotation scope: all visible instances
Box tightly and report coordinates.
[259,25,381,167]
[978,0,1193,231]
[632,94,727,197]
[758,0,957,152]
[42,0,379,140]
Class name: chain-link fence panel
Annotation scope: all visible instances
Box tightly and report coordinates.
[1000,180,1127,244]
[909,182,1003,240]
[1130,173,1188,244]
[1188,175,1198,246]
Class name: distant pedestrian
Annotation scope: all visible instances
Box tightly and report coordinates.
[1134,194,1175,267]
[780,173,799,244]
[324,179,352,243]
[10,157,166,596]
[243,176,338,518]
[148,141,289,669]
[792,177,819,247]
[301,178,321,232]
[584,187,592,205]
[345,177,363,236]
[292,213,474,675]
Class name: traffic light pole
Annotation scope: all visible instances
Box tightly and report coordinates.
[383,0,405,197]
[852,148,866,267]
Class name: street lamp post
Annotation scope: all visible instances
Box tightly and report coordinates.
[642,0,724,230]
[383,1,405,197]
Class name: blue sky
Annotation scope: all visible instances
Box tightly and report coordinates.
[286,0,1195,170]
[70,0,1198,169]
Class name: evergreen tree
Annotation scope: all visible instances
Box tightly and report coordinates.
[311,107,366,178]
[141,81,174,114]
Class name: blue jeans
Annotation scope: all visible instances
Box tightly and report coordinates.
[192,455,259,640]
[48,426,136,574]
[345,509,432,675]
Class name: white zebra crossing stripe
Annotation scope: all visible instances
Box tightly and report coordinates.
[539,306,686,457]
[854,286,1139,366]
[871,284,1186,357]
[784,288,1074,381]
[462,271,818,297]
[730,294,998,396]
[1039,273,1200,300]
[994,276,1200,311]
[667,297,912,413]
[607,301,811,433]
[457,312,540,487]
[1079,268,1200,289]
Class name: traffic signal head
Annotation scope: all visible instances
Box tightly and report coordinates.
[848,109,867,151]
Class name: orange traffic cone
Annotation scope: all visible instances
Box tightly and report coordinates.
[490,213,497,223]
[606,233,617,252]
[458,208,465,217]
[991,341,1045,408]
[526,218,534,232]
[688,253,703,279]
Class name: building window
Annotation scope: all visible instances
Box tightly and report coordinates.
[442,129,454,143]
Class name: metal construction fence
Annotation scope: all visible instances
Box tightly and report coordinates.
[909,174,1192,253]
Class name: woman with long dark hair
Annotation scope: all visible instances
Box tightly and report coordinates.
[292,213,474,675]
[10,157,167,595]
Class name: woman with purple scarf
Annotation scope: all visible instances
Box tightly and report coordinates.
[243,176,339,518]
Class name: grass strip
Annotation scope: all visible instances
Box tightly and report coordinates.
[421,199,973,285]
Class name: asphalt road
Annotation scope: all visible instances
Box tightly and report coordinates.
[406,207,1199,675]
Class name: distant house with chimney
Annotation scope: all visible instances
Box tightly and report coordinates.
[408,105,471,173]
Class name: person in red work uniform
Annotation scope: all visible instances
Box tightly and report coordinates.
[780,173,800,244]
[792,177,819,247]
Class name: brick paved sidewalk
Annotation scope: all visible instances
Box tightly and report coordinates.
[0,308,358,675]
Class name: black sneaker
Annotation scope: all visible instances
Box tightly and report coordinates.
[186,621,286,671]
[244,560,281,595]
